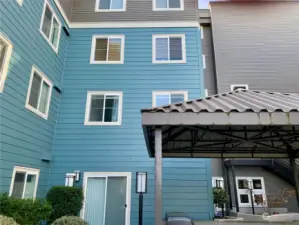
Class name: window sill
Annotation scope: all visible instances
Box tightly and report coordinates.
[90,60,124,64]
[153,60,186,64]
[95,9,126,12]
[39,29,59,54]
[84,121,122,126]
[153,8,184,11]
[25,104,49,120]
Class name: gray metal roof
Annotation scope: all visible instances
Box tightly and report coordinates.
[141,90,299,114]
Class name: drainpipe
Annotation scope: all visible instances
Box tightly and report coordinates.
[231,161,239,212]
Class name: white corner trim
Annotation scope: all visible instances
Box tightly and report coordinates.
[152,0,184,11]
[9,166,40,199]
[25,66,53,120]
[69,21,199,29]
[200,26,204,39]
[0,33,13,93]
[202,54,206,69]
[40,0,62,53]
[84,91,123,126]
[152,91,188,107]
[152,34,186,64]
[95,0,127,12]
[231,84,249,91]
[53,0,71,26]
[90,35,125,64]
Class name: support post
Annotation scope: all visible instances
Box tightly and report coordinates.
[221,159,230,216]
[155,128,162,225]
[249,189,255,215]
[289,157,299,209]
[138,193,143,225]
[231,162,239,212]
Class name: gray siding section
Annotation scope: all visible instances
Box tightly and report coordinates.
[59,0,198,22]
[58,0,73,19]
[228,166,299,213]
[210,2,299,93]
[201,26,216,96]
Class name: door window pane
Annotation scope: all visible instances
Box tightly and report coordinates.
[156,38,168,61]
[108,38,121,61]
[169,38,182,60]
[89,95,105,122]
[41,5,52,38]
[0,40,7,78]
[99,0,111,9]
[23,174,37,199]
[38,82,50,114]
[11,172,26,198]
[111,0,123,9]
[238,179,248,189]
[252,179,262,189]
[240,194,249,203]
[28,73,42,109]
[254,194,264,205]
[51,17,60,48]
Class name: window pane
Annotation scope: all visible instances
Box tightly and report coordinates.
[99,0,111,9]
[50,17,59,48]
[111,0,123,9]
[23,174,37,199]
[28,73,42,109]
[156,38,169,61]
[11,172,26,198]
[108,38,121,61]
[0,40,7,78]
[169,0,181,8]
[170,94,184,104]
[41,5,52,38]
[95,39,108,61]
[38,82,50,114]
[240,194,249,203]
[156,0,167,8]
[254,194,264,205]
[253,179,262,189]
[169,38,182,60]
[89,95,104,122]
[104,95,119,122]
[238,179,248,189]
[156,95,170,106]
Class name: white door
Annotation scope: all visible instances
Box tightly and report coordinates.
[82,172,131,225]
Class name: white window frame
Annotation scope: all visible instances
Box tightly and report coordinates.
[9,166,40,199]
[95,0,126,12]
[202,54,206,69]
[39,0,62,53]
[25,66,53,120]
[152,91,188,107]
[152,34,186,64]
[84,91,123,126]
[212,177,224,188]
[16,0,24,6]
[236,177,267,207]
[231,84,249,91]
[153,0,184,11]
[90,35,125,64]
[0,33,13,93]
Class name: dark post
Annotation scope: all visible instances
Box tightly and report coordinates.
[249,189,255,215]
[289,157,299,209]
[139,193,143,225]
[231,162,239,212]
[221,158,230,216]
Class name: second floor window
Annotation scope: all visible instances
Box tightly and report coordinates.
[90,35,125,64]
[96,0,125,11]
[40,1,61,52]
[153,91,187,107]
[154,0,183,10]
[153,34,186,63]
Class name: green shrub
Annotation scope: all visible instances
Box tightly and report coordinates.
[46,186,84,222]
[51,216,88,225]
[0,215,20,225]
[0,193,52,225]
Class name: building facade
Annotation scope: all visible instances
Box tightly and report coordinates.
[0,0,213,224]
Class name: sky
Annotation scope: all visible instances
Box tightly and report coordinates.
[198,0,211,8]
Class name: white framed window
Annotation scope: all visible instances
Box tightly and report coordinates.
[0,33,13,93]
[202,54,206,69]
[153,0,184,11]
[231,84,249,91]
[90,35,125,64]
[152,91,188,107]
[39,0,61,53]
[9,166,40,199]
[212,177,224,188]
[25,66,52,120]
[236,177,267,207]
[95,0,126,11]
[152,34,186,64]
[84,91,123,125]
[16,0,24,6]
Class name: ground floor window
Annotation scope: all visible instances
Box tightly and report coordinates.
[236,177,266,207]
[9,166,40,199]
[212,177,224,188]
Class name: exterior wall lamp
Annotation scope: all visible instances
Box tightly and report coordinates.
[136,172,147,225]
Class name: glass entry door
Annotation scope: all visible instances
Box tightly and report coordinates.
[83,173,131,225]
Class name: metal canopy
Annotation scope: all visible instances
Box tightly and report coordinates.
[141,90,299,158]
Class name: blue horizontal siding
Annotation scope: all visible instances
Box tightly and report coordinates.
[51,27,213,224]
[0,0,68,196]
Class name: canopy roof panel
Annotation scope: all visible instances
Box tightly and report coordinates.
[141,90,299,158]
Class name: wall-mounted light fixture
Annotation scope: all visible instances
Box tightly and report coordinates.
[74,170,80,182]
[136,172,147,225]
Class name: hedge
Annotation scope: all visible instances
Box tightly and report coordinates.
[0,193,52,225]
[46,186,84,223]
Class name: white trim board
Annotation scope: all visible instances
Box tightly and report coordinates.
[0,33,13,93]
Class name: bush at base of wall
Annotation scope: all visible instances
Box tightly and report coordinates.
[0,194,52,225]
[51,216,89,225]
[0,215,20,225]
[46,186,84,223]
